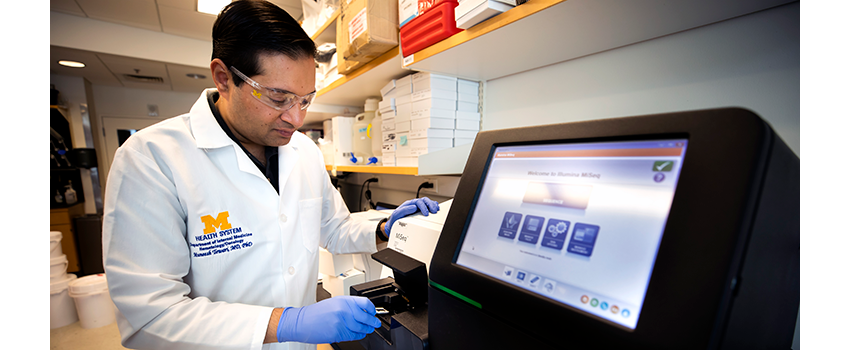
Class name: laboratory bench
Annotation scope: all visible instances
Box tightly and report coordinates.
[49,321,335,350]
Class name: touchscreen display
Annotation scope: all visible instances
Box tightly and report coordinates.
[456,139,688,329]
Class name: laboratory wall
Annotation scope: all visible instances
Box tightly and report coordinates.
[484,2,800,156]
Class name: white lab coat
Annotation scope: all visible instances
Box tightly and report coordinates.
[102,89,377,350]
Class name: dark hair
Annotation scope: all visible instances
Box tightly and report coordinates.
[212,0,317,87]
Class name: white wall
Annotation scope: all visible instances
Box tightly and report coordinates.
[91,85,202,120]
[484,2,800,156]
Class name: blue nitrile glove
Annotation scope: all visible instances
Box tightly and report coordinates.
[384,197,440,236]
[277,296,381,344]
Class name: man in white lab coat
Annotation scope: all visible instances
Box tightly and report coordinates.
[101,1,438,349]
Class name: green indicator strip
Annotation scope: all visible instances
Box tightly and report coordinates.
[429,280,482,309]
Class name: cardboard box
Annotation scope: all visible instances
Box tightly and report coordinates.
[410,128,454,139]
[412,117,455,131]
[456,118,480,131]
[338,0,400,74]
[381,79,396,96]
[382,141,397,153]
[382,152,397,166]
[411,108,455,121]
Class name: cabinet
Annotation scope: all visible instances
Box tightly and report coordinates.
[306,0,793,175]
[50,202,85,273]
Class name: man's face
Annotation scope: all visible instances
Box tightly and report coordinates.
[226,53,316,148]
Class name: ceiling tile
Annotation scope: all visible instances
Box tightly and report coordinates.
[50,46,123,87]
[167,64,217,93]
[51,0,86,16]
[155,0,196,11]
[76,0,162,32]
[97,53,169,77]
[159,5,216,41]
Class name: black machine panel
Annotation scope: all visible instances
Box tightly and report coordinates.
[428,108,799,349]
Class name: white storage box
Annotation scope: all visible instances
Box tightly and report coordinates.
[396,74,413,95]
[396,102,412,122]
[411,137,453,154]
[412,89,457,102]
[412,117,455,131]
[399,0,418,27]
[411,72,458,93]
[319,247,355,277]
[396,120,411,132]
[323,269,365,297]
[382,141,397,153]
[382,131,398,143]
[454,129,479,139]
[456,111,481,121]
[457,100,478,113]
[413,98,456,113]
[455,137,476,146]
[332,116,355,166]
[458,79,479,95]
[456,0,516,30]
[379,98,395,111]
[396,133,412,157]
[411,108,456,120]
[396,156,419,167]
[381,118,396,131]
[456,118,481,131]
[458,91,479,103]
[410,128,455,139]
[381,79,396,96]
[380,109,397,118]
[382,152,397,166]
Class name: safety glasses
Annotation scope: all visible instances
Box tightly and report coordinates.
[229,66,316,111]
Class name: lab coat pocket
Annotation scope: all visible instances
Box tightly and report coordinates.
[299,198,322,253]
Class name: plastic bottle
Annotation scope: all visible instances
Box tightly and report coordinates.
[350,98,380,165]
[371,110,383,160]
[64,181,77,205]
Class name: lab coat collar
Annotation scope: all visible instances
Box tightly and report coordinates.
[190,88,233,150]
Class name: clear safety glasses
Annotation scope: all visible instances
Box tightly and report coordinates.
[229,66,316,112]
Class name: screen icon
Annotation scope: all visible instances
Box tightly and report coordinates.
[611,305,620,314]
[518,215,545,244]
[542,279,556,294]
[541,218,570,250]
[516,270,527,283]
[502,266,515,280]
[653,173,665,182]
[567,223,600,257]
[600,302,609,311]
[528,274,541,288]
[622,309,631,318]
[581,295,589,304]
[590,298,599,307]
[653,161,674,172]
[499,212,523,239]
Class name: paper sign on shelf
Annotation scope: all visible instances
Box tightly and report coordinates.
[349,7,368,44]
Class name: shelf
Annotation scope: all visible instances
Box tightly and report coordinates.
[314,46,411,106]
[404,0,793,81]
[310,9,339,45]
[326,165,419,175]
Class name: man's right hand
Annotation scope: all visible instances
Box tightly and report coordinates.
[276,296,381,344]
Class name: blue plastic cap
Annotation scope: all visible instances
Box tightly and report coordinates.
[368,157,378,164]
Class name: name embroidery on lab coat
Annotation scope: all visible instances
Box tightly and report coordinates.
[190,211,254,258]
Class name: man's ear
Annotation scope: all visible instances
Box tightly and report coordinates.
[210,59,230,95]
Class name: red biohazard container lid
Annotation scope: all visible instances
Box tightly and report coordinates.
[400,1,463,57]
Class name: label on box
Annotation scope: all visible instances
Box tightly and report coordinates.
[403,55,414,66]
[383,131,397,143]
[411,108,455,120]
[412,89,456,102]
[349,7,368,44]
[412,117,455,131]
[410,128,455,139]
[382,142,397,152]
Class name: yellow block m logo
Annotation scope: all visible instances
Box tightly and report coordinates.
[200,211,232,234]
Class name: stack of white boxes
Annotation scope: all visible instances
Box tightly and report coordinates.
[378,72,480,167]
